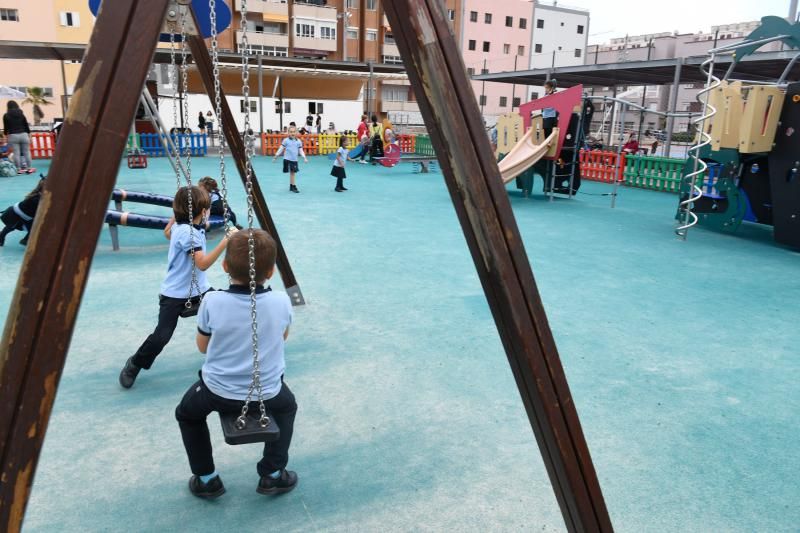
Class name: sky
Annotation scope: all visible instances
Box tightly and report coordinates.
[549,0,796,44]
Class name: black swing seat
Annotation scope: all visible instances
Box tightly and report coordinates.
[219,411,280,445]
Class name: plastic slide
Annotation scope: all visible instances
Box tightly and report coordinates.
[497,129,557,184]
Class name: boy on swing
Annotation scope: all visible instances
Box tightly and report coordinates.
[119,186,231,389]
[175,229,298,499]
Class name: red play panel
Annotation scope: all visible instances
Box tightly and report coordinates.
[518,84,582,160]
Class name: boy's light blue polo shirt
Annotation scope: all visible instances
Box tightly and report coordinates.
[160,223,210,298]
[281,137,303,162]
[198,286,293,401]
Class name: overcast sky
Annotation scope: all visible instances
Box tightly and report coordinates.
[551,0,796,44]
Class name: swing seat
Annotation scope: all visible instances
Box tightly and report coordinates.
[219,411,280,445]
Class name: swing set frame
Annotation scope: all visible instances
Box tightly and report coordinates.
[0,1,613,531]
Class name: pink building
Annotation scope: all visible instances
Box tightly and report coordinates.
[461,0,534,123]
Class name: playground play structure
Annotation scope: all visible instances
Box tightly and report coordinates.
[675,16,800,249]
[0,1,613,532]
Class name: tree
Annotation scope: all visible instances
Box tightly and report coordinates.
[23,87,52,125]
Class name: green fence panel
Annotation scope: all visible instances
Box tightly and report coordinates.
[415,134,435,157]
[623,155,687,193]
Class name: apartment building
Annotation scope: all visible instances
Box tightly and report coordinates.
[529,3,589,70]
[0,0,93,124]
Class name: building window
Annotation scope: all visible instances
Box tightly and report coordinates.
[382,85,409,102]
[384,32,395,44]
[0,8,19,21]
[531,91,539,99]
[295,23,315,38]
[481,68,489,75]
[536,19,544,29]
[240,100,257,113]
[518,45,525,56]
[309,102,324,114]
[320,26,336,40]
[448,9,455,21]
[479,95,487,106]
[484,13,492,24]
[468,40,476,51]
[467,67,475,75]
[482,41,490,52]
[366,30,377,41]
[366,0,376,10]
[284,101,291,113]
[346,0,356,7]
[560,22,564,26]
[347,28,358,39]
[505,16,513,27]
[382,55,403,65]
[263,46,288,57]
[470,11,478,22]
[574,48,582,58]
[512,97,521,108]
[503,43,510,54]
[577,24,584,34]
[519,18,527,29]
[534,43,542,53]
[499,96,507,107]
[59,12,80,27]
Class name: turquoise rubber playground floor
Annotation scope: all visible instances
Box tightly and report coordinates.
[1,155,798,532]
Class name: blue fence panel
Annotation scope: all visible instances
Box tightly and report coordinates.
[135,133,208,157]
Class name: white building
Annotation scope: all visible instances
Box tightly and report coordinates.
[527,2,589,102]
[529,3,589,70]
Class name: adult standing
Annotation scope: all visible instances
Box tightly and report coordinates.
[197,112,206,133]
[2,101,32,174]
[205,111,215,145]
[368,115,384,165]
[315,114,322,134]
[355,114,369,164]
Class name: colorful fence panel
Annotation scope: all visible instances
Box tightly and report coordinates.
[415,135,435,157]
[30,132,57,159]
[138,133,207,156]
[623,155,687,193]
[579,150,626,183]
[396,134,416,153]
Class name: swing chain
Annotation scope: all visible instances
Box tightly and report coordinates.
[178,7,202,307]
[208,0,230,231]
[235,0,269,430]
[169,32,181,188]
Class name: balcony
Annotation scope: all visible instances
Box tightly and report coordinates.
[294,35,337,52]
[235,0,289,19]
[236,30,288,48]
[294,3,337,22]
[382,42,399,57]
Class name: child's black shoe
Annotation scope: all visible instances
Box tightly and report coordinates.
[19,234,28,246]
[257,469,298,495]
[189,475,226,499]
[289,185,299,193]
[118,356,141,389]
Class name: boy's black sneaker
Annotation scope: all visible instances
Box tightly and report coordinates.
[289,185,299,193]
[257,469,298,495]
[334,187,343,192]
[118,356,141,389]
[19,234,29,246]
[189,475,226,499]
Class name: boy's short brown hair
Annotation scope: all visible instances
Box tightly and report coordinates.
[198,176,218,192]
[173,186,210,223]
[225,229,277,283]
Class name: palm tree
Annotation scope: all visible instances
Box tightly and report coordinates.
[23,87,52,125]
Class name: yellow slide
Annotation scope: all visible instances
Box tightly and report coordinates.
[498,128,558,184]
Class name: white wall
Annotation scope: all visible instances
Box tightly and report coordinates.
[529,6,589,70]
[157,94,364,133]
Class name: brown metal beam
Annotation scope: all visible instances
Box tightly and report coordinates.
[187,31,305,305]
[0,1,170,530]
[383,1,613,531]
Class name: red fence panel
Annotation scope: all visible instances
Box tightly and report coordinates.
[30,133,57,159]
[579,150,626,183]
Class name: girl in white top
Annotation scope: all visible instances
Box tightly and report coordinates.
[331,136,352,192]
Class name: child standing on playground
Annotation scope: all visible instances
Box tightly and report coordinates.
[0,177,44,246]
[273,126,307,193]
[331,136,351,192]
[174,229,297,499]
[119,186,233,389]
[368,115,384,164]
[356,114,369,164]
[542,80,558,137]
[198,177,242,229]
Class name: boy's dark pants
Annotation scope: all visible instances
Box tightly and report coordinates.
[132,294,198,369]
[175,377,297,477]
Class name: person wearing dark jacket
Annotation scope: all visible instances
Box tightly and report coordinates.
[0,177,45,246]
[2,101,33,174]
